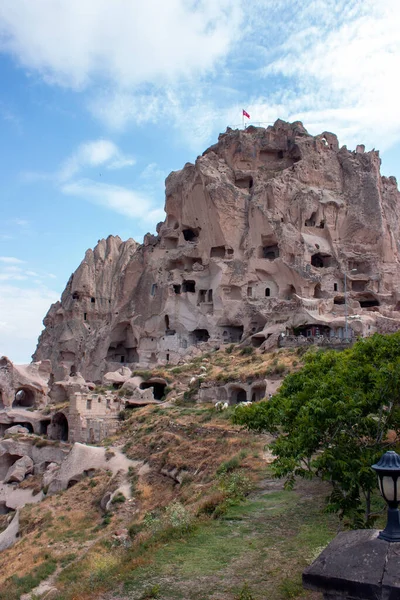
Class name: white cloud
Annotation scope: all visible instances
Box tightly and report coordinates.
[249,0,400,151]
[59,139,135,180]
[61,179,163,222]
[0,256,25,264]
[0,283,60,363]
[0,0,242,89]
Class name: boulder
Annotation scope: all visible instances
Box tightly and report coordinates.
[4,425,30,435]
[4,455,34,483]
[42,462,60,488]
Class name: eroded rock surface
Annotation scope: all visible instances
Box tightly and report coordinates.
[32,121,400,381]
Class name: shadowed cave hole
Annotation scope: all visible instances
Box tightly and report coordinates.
[12,388,35,408]
[183,280,196,293]
[192,329,210,343]
[311,253,333,268]
[139,381,167,400]
[13,422,34,433]
[182,228,199,242]
[51,412,69,442]
[231,388,247,404]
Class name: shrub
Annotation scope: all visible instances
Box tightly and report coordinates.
[111,492,126,504]
[240,346,254,356]
[118,410,130,421]
[216,455,240,475]
[165,501,193,532]
[218,472,252,501]
[196,491,226,516]
[128,522,143,538]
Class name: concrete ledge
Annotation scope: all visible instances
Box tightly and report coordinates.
[303,529,400,599]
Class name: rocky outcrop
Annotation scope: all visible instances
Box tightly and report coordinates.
[4,455,34,483]
[0,356,51,409]
[34,120,400,381]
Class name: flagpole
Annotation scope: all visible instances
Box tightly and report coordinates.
[242,110,244,130]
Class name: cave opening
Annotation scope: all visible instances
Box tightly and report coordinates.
[182,228,199,242]
[261,245,280,260]
[182,280,196,293]
[192,329,210,343]
[12,388,35,409]
[311,253,332,268]
[140,381,167,400]
[50,412,69,442]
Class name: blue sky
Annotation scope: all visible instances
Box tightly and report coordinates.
[0,0,399,363]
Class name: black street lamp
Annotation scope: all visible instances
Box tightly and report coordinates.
[372,451,400,542]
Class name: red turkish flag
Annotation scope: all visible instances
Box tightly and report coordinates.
[243,109,250,119]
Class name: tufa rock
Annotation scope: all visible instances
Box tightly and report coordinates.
[33,120,400,381]
[4,455,34,483]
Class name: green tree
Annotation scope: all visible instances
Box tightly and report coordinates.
[233,333,400,527]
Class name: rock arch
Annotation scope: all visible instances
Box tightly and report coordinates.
[12,387,35,408]
[230,386,247,404]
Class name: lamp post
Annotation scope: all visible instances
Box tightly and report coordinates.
[372,450,400,542]
[344,268,357,341]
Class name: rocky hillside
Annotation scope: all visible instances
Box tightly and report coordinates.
[0,346,341,600]
[34,120,400,382]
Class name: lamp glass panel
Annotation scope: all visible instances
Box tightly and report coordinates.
[396,477,400,501]
[382,476,396,502]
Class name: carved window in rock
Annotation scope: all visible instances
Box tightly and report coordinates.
[235,175,253,190]
[198,289,207,303]
[265,287,270,297]
[84,313,87,321]
[247,287,253,298]
[305,213,316,227]
[210,246,226,259]
[311,253,332,268]
[182,280,196,293]
[86,399,92,410]
[91,297,95,303]
[208,290,213,302]
[182,228,199,242]
[173,284,181,294]
[261,245,280,260]
[334,283,338,292]
[314,283,323,298]
[285,284,296,300]
[151,283,158,296]
[72,292,80,300]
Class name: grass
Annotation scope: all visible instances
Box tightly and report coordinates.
[0,348,311,599]
[118,485,336,600]
[50,478,337,600]
[0,555,57,600]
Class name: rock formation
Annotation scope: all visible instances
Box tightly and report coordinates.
[33,120,400,382]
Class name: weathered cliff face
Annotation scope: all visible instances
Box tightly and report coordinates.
[34,120,400,381]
